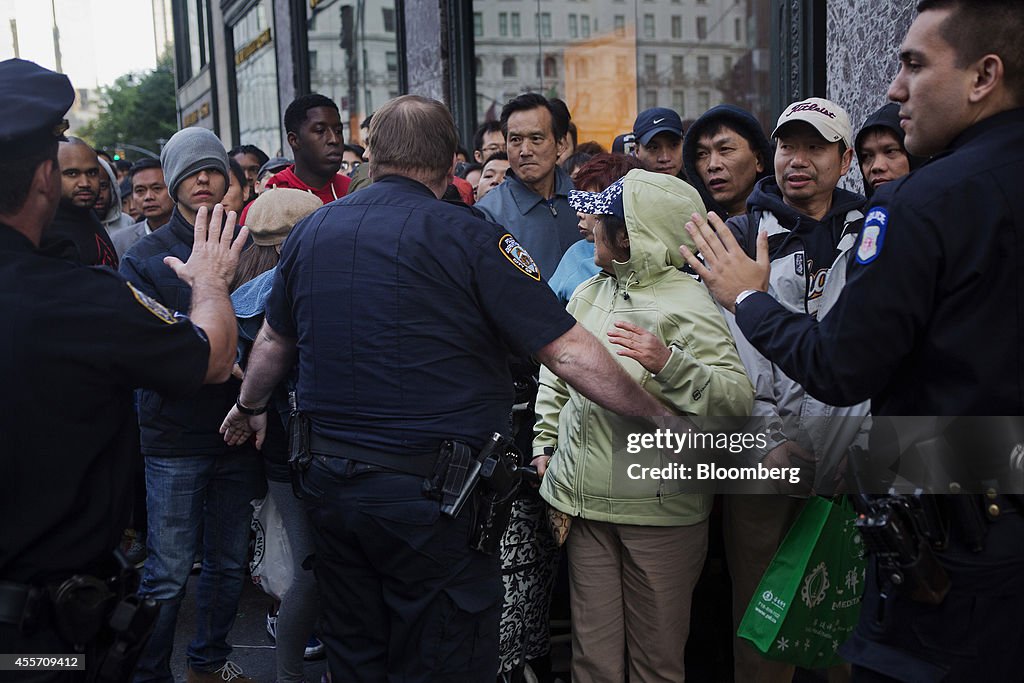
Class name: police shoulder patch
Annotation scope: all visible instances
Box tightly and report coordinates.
[855,207,888,265]
[499,233,541,281]
[127,282,177,324]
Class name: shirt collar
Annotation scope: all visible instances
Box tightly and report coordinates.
[0,222,35,252]
[506,166,573,214]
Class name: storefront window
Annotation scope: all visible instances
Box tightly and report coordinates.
[305,0,401,147]
[233,2,281,155]
[472,0,773,148]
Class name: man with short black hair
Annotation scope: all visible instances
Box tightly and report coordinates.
[632,107,685,179]
[473,120,506,164]
[41,136,118,267]
[111,159,175,258]
[476,92,579,279]
[263,94,350,204]
[682,1,1024,678]
[229,144,269,202]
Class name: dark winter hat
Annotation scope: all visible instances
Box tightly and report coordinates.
[682,104,774,217]
[160,127,229,202]
[854,102,926,198]
[0,58,74,158]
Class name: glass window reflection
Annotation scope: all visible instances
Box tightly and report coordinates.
[473,0,774,149]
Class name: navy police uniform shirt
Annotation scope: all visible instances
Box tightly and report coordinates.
[0,223,209,583]
[265,174,576,455]
[734,108,1024,415]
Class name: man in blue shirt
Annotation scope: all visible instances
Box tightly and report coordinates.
[475,93,580,281]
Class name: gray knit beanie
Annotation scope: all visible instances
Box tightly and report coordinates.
[160,127,229,201]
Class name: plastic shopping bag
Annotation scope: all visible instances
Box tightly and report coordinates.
[737,496,866,669]
[249,494,294,601]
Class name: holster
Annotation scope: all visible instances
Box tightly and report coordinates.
[426,434,524,555]
[288,391,313,499]
[853,494,951,605]
[467,434,523,555]
[3,550,160,682]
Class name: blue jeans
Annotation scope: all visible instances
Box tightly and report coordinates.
[133,453,265,683]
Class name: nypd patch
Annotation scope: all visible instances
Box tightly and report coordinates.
[127,282,177,324]
[856,207,888,265]
[499,233,541,281]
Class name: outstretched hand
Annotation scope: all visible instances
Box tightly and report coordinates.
[678,211,770,313]
[164,204,249,290]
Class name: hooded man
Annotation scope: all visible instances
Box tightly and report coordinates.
[99,157,137,240]
[715,97,871,682]
[683,104,774,219]
[854,102,925,199]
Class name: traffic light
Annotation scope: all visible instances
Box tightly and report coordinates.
[340,5,353,52]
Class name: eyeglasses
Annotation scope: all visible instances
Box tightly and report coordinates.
[340,160,361,172]
[481,144,505,154]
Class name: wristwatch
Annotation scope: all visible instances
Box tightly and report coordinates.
[235,398,267,416]
[734,289,760,309]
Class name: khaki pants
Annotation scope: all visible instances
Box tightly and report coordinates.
[567,517,709,683]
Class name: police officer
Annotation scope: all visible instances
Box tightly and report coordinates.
[0,58,247,680]
[680,0,1024,679]
[221,95,674,682]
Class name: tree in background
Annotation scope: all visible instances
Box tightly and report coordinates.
[81,54,177,161]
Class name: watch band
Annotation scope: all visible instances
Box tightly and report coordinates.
[235,398,267,416]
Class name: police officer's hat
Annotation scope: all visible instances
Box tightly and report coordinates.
[0,59,74,159]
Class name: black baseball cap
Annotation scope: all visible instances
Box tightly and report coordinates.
[632,108,684,146]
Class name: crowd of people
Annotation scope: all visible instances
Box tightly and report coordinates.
[2,0,1024,682]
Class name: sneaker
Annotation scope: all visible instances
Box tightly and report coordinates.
[186,661,253,683]
[266,608,277,641]
[124,537,147,569]
[304,634,325,661]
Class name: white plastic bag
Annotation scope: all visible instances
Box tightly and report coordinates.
[249,494,294,600]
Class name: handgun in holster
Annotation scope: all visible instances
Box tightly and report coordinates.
[434,433,523,555]
[853,494,951,605]
[287,390,313,499]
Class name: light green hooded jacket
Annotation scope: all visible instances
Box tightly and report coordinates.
[535,169,754,526]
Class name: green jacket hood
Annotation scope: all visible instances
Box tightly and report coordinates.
[614,169,706,281]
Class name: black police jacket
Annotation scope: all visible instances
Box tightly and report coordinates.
[735,108,1024,415]
[119,208,248,456]
[1,222,208,582]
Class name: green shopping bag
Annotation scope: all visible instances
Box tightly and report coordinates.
[737,496,866,669]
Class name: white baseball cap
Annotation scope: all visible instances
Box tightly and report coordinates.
[772,97,853,149]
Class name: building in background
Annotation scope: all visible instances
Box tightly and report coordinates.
[152,0,174,61]
[167,0,913,156]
